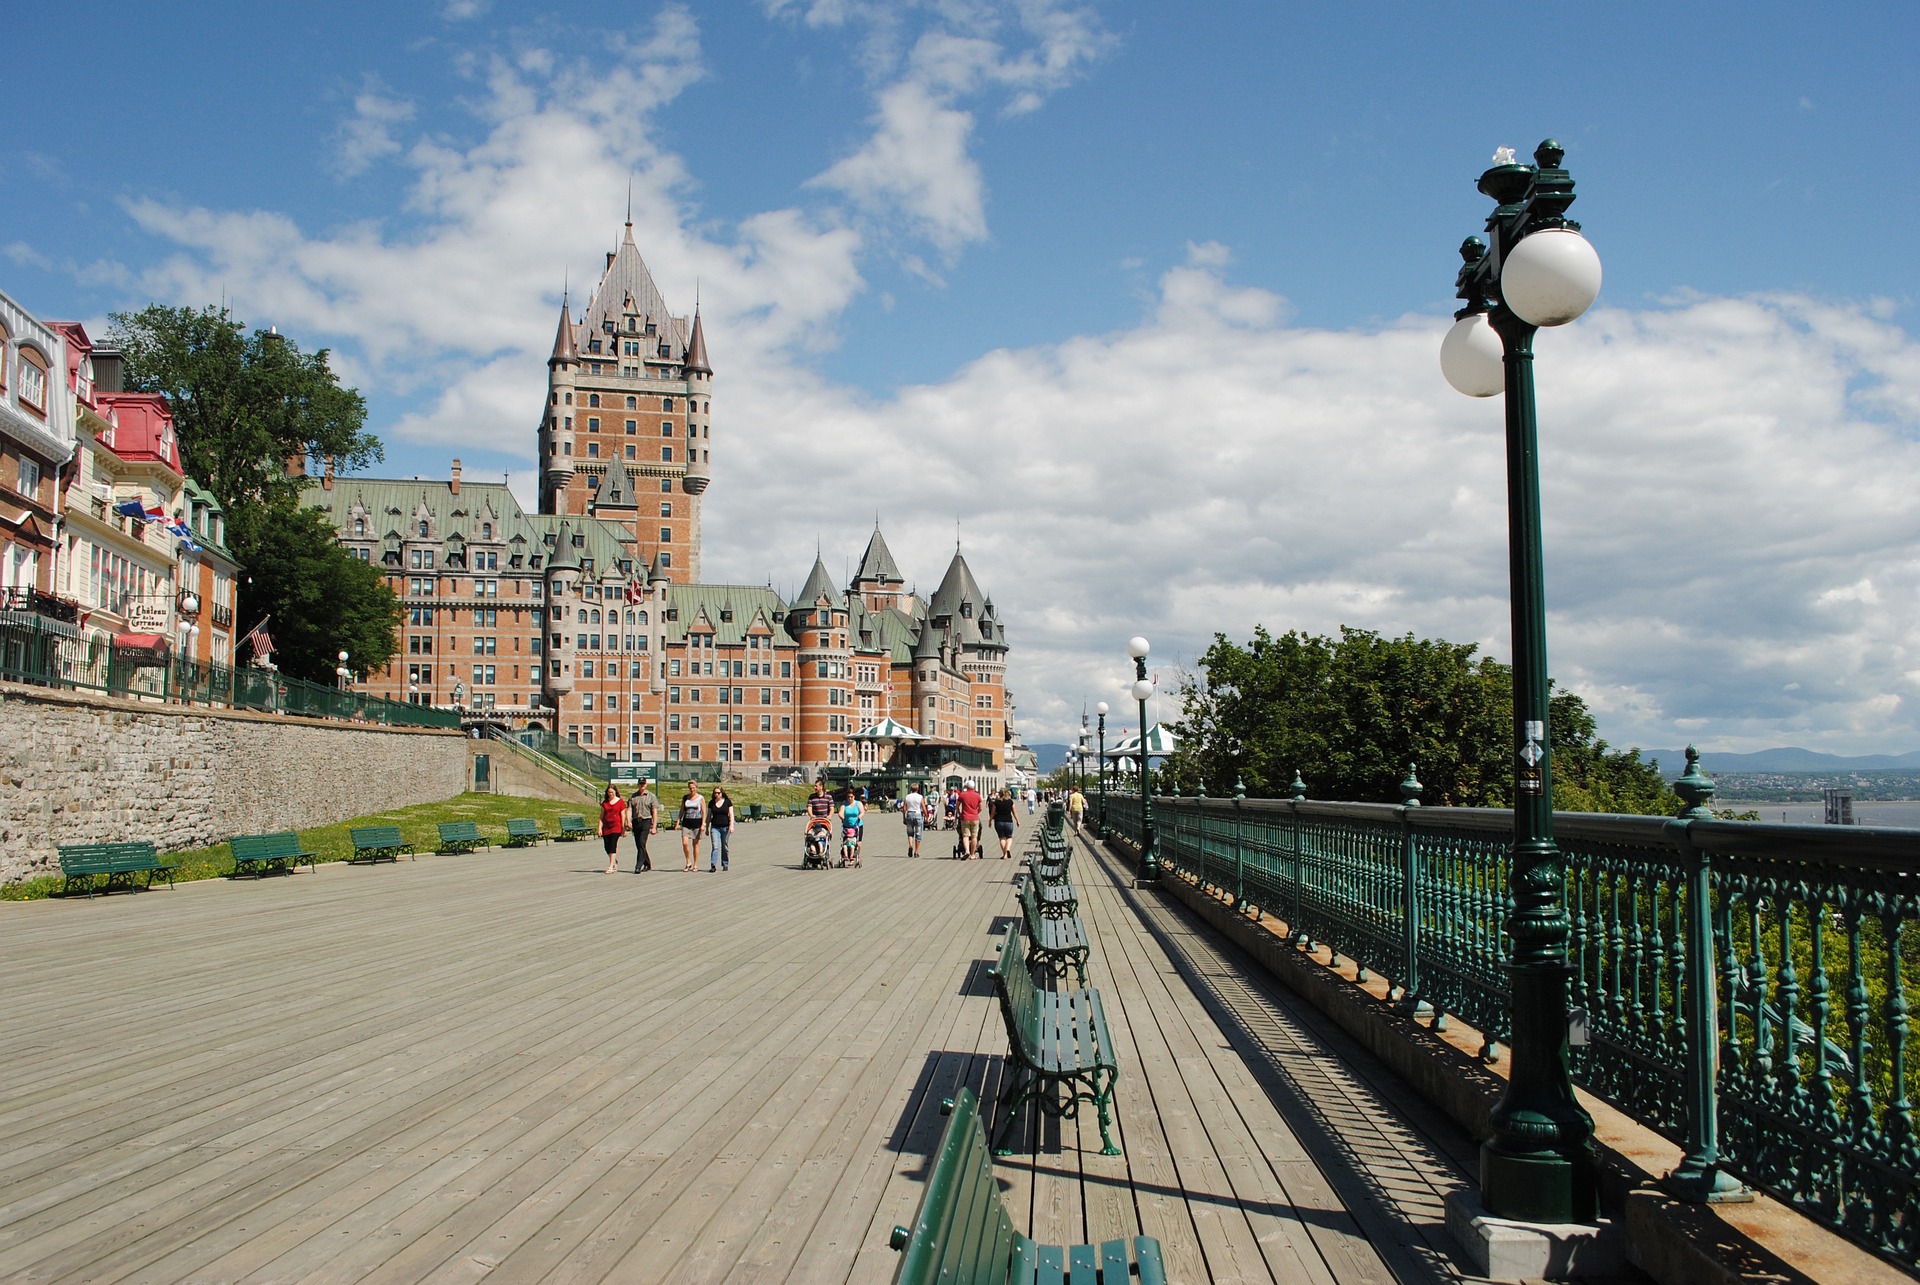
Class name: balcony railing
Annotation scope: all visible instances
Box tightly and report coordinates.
[1106,791,1920,1269]
[0,618,460,730]
[1,586,81,623]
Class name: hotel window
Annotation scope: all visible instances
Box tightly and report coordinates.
[660,502,672,517]
[661,447,673,462]
[626,420,637,434]
[660,527,672,543]
[588,417,599,431]
[583,693,594,711]
[588,394,600,407]
[660,422,673,436]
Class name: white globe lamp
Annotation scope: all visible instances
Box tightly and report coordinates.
[1500,228,1602,327]
[1131,678,1154,703]
[1440,312,1505,397]
[1127,636,1150,660]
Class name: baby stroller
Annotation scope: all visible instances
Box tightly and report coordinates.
[803,819,834,869]
[839,818,863,868]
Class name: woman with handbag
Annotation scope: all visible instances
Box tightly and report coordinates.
[708,786,735,872]
[679,784,706,872]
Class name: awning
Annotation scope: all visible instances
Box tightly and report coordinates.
[112,633,169,658]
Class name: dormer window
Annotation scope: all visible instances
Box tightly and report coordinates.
[961,602,973,618]
[645,322,655,336]
[353,518,366,537]
[571,533,584,548]
[418,520,429,537]
[481,522,492,539]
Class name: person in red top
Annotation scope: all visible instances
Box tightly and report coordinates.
[956,779,984,859]
[599,785,629,874]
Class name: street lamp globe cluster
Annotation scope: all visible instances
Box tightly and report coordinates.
[1127,635,1157,882]
[1440,139,1604,1227]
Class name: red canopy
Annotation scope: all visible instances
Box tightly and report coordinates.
[112,633,168,655]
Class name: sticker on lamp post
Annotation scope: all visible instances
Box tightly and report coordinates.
[1518,719,1546,796]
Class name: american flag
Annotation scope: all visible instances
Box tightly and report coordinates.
[239,615,274,659]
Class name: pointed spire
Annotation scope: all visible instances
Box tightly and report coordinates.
[855,524,902,586]
[548,296,577,366]
[684,306,711,374]
[625,177,633,229]
[792,553,840,610]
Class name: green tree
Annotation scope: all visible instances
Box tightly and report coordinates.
[1170,625,1680,815]
[108,305,380,529]
[243,506,403,683]
[109,306,398,682]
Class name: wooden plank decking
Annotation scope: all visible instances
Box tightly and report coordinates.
[0,816,1478,1283]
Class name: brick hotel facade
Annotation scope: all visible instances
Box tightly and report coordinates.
[309,222,1011,781]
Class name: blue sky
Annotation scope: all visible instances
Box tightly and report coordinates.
[8,2,1920,752]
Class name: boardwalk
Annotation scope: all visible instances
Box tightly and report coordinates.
[0,817,1479,1283]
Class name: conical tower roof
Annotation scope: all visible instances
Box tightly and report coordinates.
[549,299,578,365]
[792,553,841,610]
[684,307,711,373]
[548,520,580,571]
[854,524,903,586]
[927,548,987,645]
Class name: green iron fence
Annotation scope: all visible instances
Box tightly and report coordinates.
[1105,791,1920,1268]
[0,618,460,730]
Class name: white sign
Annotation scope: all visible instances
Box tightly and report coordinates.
[128,603,167,633]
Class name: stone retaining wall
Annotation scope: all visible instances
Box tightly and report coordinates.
[0,682,468,885]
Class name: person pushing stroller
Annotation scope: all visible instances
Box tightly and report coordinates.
[803,780,835,868]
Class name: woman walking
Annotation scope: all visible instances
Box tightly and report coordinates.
[708,786,735,872]
[599,785,629,874]
[679,783,706,871]
[990,786,1019,859]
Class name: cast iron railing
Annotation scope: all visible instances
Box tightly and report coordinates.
[1105,791,1920,1268]
[0,618,460,730]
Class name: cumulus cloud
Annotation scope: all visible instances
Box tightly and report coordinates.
[699,258,1920,754]
[331,81,416,178]
[795,0,1111,258]
[108,6,1920,755]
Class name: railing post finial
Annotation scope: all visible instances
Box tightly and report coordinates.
[1400,764,1423,808]
[1290,770,1307,802]
[1674,745,1715,820]
[1233,774,1246,801]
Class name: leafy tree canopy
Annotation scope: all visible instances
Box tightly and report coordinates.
[108,306,398,682]
[108,305,380,535]
[1164,625,1680,815]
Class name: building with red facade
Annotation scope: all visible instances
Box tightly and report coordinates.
[309,221,1014,784]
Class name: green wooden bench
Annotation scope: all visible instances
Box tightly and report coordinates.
[1015,874,1090,986]
[436,821,490,854]
[349,825,414,863]
[888,1088,1162,1284]
[556,814,591,842]
[988,920,1120,1156]
[229,831,316,878]
[504,817,545,847]
[56,842,177,898]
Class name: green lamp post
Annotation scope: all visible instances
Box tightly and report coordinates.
[1094,701,1109,838]
[1441,139,1604,1225]
[1128,636,1158,882]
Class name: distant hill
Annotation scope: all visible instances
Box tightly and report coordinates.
[1651,747,1920,775]
[1030,743,1072,773]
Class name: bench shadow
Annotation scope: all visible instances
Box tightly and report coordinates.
[957,958,997,997]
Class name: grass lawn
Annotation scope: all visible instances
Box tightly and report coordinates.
[2,785,814,902]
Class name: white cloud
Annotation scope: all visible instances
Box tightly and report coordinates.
[331,81,416,178]
[795,0,1111,258]
[109,8,1920,756]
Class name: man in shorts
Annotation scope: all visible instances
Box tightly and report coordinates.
[902,785,926,858]
[956,779,984,859]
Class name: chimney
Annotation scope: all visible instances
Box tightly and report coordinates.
[449,458,461,496]
[285,453,307,477]
[321,455,334,491]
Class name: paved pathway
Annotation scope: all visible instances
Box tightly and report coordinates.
[0,815,1481,1283]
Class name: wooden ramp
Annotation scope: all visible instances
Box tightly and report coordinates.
[0,818,1477,1283]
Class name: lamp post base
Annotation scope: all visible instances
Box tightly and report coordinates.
[1479,1137,1601,1225]
[1445,1187,1621,1280]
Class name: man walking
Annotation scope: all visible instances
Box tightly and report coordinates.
[957,779,984,859]
[628,778,659,871]
[902,784,927,858]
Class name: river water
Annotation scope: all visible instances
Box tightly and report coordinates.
[1719,799,1920,830]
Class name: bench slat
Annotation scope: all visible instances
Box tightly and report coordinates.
[889,1088,1161,1284]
